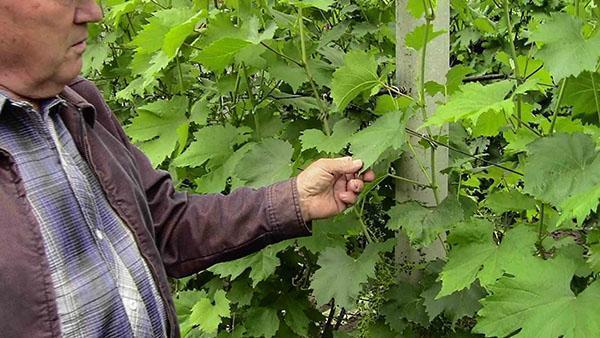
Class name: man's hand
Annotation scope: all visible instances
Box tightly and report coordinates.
[296,157,376,221]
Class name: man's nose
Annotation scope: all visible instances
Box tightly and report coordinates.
[74,0,104,24]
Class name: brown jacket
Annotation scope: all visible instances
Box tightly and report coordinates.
[0,77,310,338]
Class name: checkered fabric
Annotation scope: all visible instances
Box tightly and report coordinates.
[0,95,167,337]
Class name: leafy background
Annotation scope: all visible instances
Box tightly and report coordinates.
[87,0,600,337]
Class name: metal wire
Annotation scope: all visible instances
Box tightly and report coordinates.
[404,127,525,176]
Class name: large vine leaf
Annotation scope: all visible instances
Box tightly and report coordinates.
[387,197,464,247]
[423,80,514,127]
[405,23,445,51]
[530,13,600,82]
[331,50,382,112]
[244,307,280,338]
[421,281,485,325]
[557,184,600,226]
[129,8,203,85]
[349,110,410,170]
[173,125,251,168]
[380,282,429,332]
[562,71,600,115]
[125,96,189,167]
[310,240,395,309]
[300,118,360,154]
[235,138,294,188]
[193,38,253,72]
[523,133,600,218]
[208,242,288,287]
[474,254,600,338]
[438,221,538,297]
[483,190,537,214]
[181,290,231,335]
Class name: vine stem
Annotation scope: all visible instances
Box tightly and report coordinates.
[175,54,185,94]
[388,174,432,189]
[549,78,568,135]
[537,204,546,248]
[417,11,441,206]
[591,72,600,123]
[298,7,332,136]
[242,64,261,140]
[355,207,374,244]
[503,0,524,127]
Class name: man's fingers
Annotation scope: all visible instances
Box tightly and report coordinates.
[339,191,358,205]
[347,179,364,193]
[320,157,363,175]
[362,170,376,182]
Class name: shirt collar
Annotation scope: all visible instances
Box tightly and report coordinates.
[0,90,64,118]
[0,94,6,115]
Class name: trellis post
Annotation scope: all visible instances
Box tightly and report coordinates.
[395,0,450,283]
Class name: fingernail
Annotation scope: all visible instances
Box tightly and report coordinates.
[353,159,362,166]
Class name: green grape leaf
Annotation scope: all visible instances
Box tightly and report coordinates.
[424,81,514,127]
[421,281,485,325]
[185,290,231,335]
[350,110,410,171]
[175,290,209,336]
[471,109,508,137]
[523,133,600,209]
[474,254,600,338]
[268,58,307,93]
[235,138,294,188]
[300,119,360,154]
[286,0,335,10]
[125,96,188,167]
[310,240,395,309]
[162,11,205,58]
[296,213,361,254]
[438,221,538,297]
[331,50,381,112]
[445,65,474,95]
[83,41,111,75]
[380,282,429,332]
[530,13,600,81]
[483,190,537,213]
[173,125,251,169]
[193,38,253,72]
[504,128,538,154]
[406,0,438,18]
[280,298,312,337]
[129,8,200,85]
[387,198,464,247]
[587,244,600,273]
[557,184,600,226]
[245,307,280,338]
[562,72,600,115]
[209,243,288,287]
[194,144,253,194]
[405,24,445,51]
[373,95,413,116]
[227,279,254,307]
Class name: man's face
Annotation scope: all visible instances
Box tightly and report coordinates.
[0,0,103,100]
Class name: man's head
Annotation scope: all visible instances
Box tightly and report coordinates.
[0,0,103,102]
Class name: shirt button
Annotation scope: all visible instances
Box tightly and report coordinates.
[128,300,138,311]
[95,229,104,240]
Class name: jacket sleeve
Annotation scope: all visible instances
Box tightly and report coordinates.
[73,79,311,278]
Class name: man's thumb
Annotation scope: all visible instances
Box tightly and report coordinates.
[323,157,363,175]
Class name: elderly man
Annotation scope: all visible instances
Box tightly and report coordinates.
[0,1,374,337]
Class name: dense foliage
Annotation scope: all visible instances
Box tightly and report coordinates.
[88,0,600,337]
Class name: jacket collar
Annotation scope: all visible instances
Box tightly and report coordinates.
[59,80,96,126]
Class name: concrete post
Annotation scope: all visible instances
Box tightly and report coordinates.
[395,0,450,283]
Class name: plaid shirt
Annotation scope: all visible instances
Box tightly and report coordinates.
[0,95,167,337]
